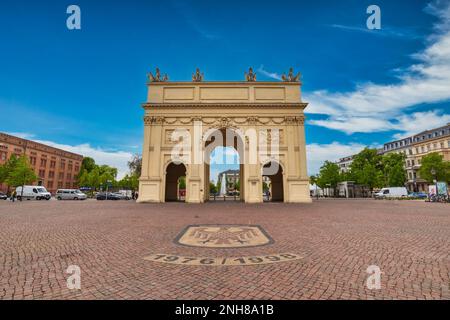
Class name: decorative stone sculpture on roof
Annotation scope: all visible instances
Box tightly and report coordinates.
[192,68,204,82]
[148,67,169,82]
[245,67,257,82]
[282,67,301,82]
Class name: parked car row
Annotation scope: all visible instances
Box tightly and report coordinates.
[0,185,139,201]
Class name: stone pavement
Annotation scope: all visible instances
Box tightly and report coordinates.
[0,199,449,300]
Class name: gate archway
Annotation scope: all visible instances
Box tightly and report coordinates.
[203,127,245,202]
[137,72,311,204]
[164,162,187,202]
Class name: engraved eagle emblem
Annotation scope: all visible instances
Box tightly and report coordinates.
[189,226,259,245]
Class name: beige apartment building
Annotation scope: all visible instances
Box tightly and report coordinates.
[0,132,83,194]
[382,123,450,192]
[335,123,450,192]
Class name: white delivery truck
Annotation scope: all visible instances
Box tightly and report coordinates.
[16,186,52,200]
[374,187,408,199]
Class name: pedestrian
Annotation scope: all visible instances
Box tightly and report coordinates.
[132,190,136,200]
[11,190,16,202]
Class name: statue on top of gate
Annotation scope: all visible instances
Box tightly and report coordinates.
[148,67,169,82]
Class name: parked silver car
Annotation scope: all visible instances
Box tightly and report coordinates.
[56,189,87,200]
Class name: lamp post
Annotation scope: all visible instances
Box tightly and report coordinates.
[430,168,437,197]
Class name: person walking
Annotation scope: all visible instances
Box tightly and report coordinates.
[11,190,16,202]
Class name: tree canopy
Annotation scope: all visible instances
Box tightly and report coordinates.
[418,152,450,183]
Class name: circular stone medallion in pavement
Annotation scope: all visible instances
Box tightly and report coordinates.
[174,224,274,248]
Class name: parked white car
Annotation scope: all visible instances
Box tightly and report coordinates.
[374,187,408,199]
[16,186,51,200]
[56,189,87,200]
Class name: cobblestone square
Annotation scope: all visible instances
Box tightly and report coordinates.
[0,199,449,300]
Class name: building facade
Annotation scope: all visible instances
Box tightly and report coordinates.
[217,169,240,194]
[334,123,450,192]
[138,68,311,203]
[0,133,83,194]
[336,155,354,173]
[382,123,450,192]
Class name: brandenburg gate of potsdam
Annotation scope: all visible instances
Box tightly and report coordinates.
[137,67,311,204]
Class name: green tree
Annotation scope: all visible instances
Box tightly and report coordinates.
[0,154,19,192]
[235,179,240,191]
[5,156,38,200]
[178,176,186,189]
[80,157,96,173]
[128,154,142,177]
[316,161,342,193]
[89,167,101,190]
[418,152,450,183]
[349,148,383,190]
[381,153,407,187]
[209,182,217,194]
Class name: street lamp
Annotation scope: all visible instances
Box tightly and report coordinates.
[430,168,438,197]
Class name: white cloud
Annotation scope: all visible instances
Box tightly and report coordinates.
[309,110,450,136]
[309,117,394,134]
[306,142,367,174]
[5,132,36,139]
[392,110,450,139]
[306,1,450,136]
[257,65,282,81]
[33,139,133,180]
[329,24,422,39]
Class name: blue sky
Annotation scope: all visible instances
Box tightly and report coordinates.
[1,0,449,180]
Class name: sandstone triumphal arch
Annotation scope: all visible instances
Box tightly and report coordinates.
[137,68,311,203]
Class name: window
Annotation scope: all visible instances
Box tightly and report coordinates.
[47,181,53,188]
[68,164,73,171]
[59,172,64,180]
[50,160,56,168]
[39,169,45,178]
[40,159,47,167]
[30,156,36,165]
[58,181,63,188]
[60,161,65,170]
[49,171,55,178]
[0,152,6,161]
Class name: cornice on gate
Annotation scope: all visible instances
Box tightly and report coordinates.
[144,81,306,106]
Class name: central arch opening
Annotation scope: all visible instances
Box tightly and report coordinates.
[204,128,245,202]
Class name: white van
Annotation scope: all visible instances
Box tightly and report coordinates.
[374,187,408,199]
[56,189,87,200]
[16,186,52,200]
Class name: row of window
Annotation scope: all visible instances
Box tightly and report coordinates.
[46,181,78,189]
[384,131,450,151]
[392,140,450,156]
[38,170,75,180]
[30,156,79,171]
